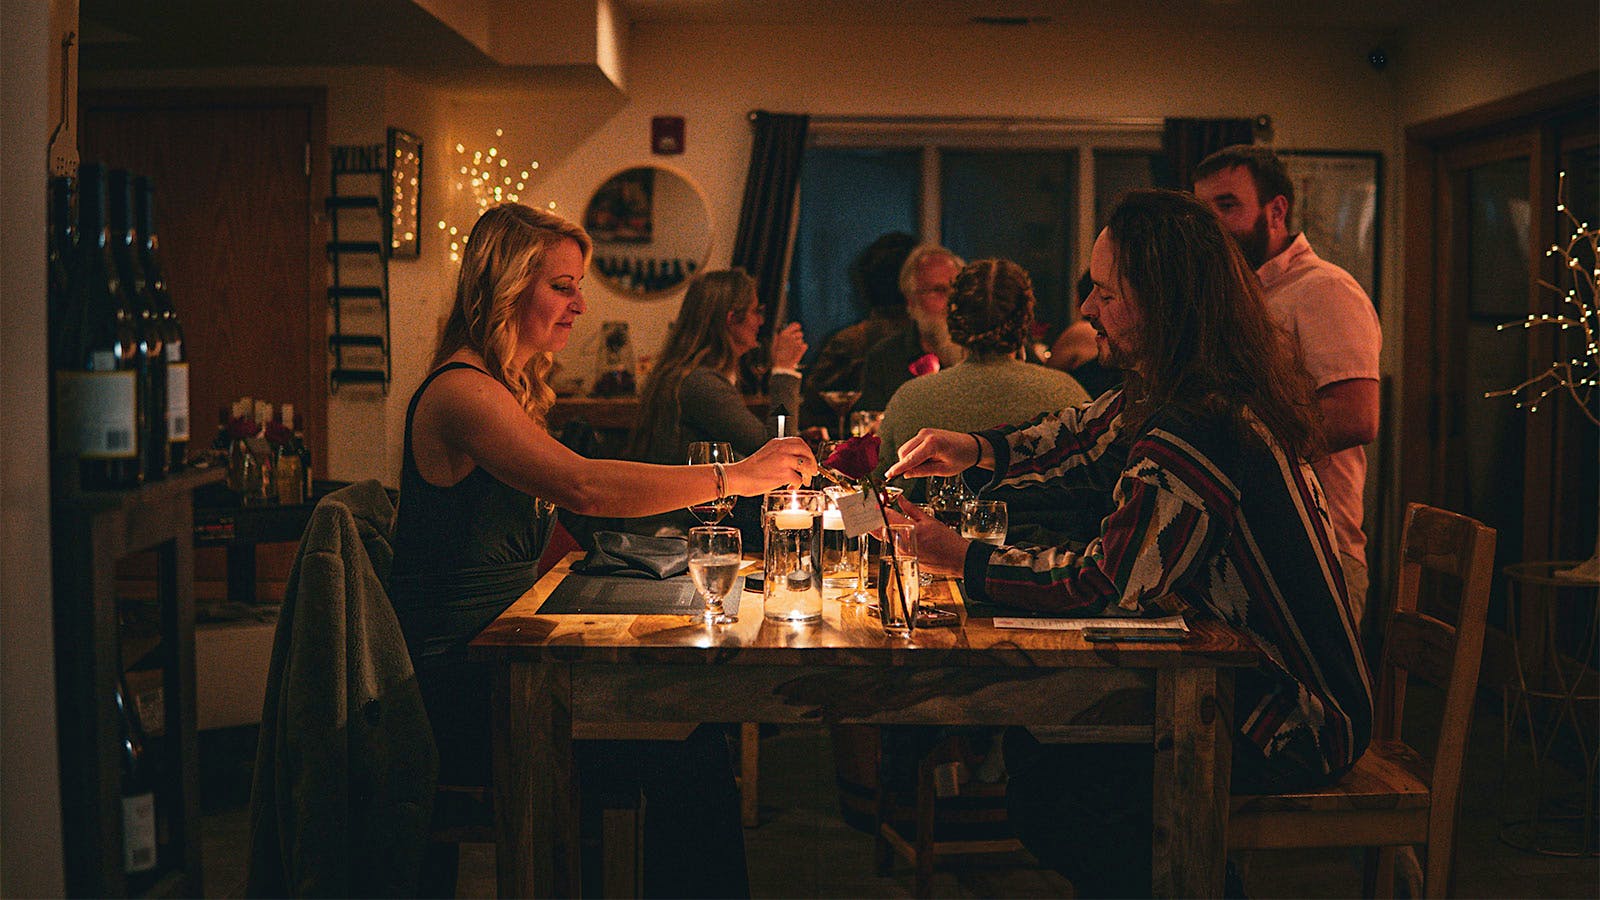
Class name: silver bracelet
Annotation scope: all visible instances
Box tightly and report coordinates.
[712,462,727,501]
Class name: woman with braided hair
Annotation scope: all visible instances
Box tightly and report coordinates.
[874,257,1089,486]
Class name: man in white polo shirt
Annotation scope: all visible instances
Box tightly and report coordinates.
[1194,144,1382,628]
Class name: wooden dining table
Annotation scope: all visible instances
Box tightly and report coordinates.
[468,553,1259,897]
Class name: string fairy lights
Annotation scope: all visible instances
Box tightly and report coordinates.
[1484,170,1600,426]
[435,128,554,262]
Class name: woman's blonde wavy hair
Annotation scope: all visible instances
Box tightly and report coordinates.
[432,203,592,424]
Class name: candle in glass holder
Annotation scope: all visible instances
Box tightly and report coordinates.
[763,490,824,622]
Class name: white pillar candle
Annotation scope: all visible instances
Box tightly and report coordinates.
[822,508,845,531]
[773,508,812,530]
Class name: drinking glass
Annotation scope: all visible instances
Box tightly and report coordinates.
[849,409,884,437]
[876,523,919,637]
[819,389,862,443]
[925,475,972,527]
[961,499,1008,546]
[688,526,741,625]
[687,441,735,525]
[763,489,824,622]
[820,486,866,600]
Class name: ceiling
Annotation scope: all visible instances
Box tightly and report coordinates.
[78,0,1436,72]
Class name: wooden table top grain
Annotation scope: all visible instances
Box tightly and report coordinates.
[470,553,1260,669]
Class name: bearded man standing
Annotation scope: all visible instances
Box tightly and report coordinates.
[1193,144,1382,629]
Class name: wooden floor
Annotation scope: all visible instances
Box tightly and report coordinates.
[200,686,1597,898]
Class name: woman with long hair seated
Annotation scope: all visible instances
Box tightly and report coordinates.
[628,267,807,464]
[389,203,815,897]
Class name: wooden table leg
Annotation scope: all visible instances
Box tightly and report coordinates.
[1151,667,1232,898]
[493,659,579,897]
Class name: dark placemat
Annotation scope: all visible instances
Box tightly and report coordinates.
[537,572,743,616]
[954,579,1061,619]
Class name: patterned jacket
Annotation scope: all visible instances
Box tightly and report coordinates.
[963,389,1373,780]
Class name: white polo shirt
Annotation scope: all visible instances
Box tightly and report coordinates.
[1257,234,1382,565]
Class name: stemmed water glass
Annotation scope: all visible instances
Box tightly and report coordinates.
[688,526,741,625]
[819,389,862,442]
[687,441,735,525]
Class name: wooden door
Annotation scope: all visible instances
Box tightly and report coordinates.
[80,89,327,463]
[1400,78,1598,629]
[83,88,328,601]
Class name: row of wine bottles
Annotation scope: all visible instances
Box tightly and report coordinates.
[593,254,698,293]
[50,162,190,491]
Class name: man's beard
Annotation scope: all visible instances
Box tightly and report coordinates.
[911,308,965,365]
[1236,208,1271,269]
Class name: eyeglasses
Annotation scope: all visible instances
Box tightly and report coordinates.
[915,284,954,297]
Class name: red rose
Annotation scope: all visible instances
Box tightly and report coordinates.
[264,421,295,447]
[908,353,940,377]
[227,416,262,439]
[824,434,881,481]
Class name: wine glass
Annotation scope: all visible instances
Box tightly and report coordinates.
[819,389,862,442]
[688,526,741,625]
[960,499,1008,546]
[687,441,735,525]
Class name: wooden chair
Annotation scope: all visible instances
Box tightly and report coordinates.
[875,732,1026,898]
[1228,503,1497,898]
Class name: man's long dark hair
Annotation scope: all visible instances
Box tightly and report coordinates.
[1107,189,1322,459]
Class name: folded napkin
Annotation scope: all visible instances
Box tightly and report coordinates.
[572,531,689,579]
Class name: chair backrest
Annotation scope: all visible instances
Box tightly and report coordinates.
[1376,503,1496,863]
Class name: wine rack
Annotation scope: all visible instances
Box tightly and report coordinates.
[326,143,391,393]
[52,465,222,897]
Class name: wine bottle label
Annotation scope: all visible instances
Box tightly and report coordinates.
[56,370,139,459]
[122,791,157,873]
[166,362,191,441]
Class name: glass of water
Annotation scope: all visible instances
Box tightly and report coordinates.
[688,526,741,625]
[961,499,1008,546]
[877,523,919,638]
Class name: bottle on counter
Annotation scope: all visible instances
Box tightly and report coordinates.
[109,168,168,482]
[135,176,189,471]
[293,413,313,501]
[56,162,143,490]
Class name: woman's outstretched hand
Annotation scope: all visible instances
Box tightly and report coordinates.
[728,437,817,495]
[884,428,985,481]
[770,321,808,371]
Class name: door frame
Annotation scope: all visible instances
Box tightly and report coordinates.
[78,86,330,468]
[1400,73,1596,565]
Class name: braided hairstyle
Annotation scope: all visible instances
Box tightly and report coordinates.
[947,258,1035,358]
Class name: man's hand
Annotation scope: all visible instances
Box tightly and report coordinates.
[885,496,971,577]
[884,428,989,480]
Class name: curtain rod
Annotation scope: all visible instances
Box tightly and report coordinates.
[748,111,1166,133]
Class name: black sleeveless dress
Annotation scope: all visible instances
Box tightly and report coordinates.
[389,362,554,784]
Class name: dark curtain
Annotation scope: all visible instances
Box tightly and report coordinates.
[731,111,809,329]
[1156,117,1255,190]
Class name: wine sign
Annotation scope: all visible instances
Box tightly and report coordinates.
[331,143,386,174]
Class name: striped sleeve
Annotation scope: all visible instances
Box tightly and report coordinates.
[967,425,1235,616]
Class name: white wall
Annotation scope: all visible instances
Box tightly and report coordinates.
[1,0,66,893]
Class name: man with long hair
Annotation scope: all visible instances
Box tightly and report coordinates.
[887,190,1372,897]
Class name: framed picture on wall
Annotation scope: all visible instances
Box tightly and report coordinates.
[584,166,656,243]
[1278,150,1382,307]
[387,127,423,259]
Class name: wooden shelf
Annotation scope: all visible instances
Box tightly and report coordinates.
[53,465,221,897]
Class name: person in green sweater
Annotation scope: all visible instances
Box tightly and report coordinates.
[876,257,1089,489]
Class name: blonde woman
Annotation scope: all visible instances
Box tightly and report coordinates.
[629,267,807,464]
[390,203,811,897]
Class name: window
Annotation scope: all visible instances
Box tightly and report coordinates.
[791,124,1161,364]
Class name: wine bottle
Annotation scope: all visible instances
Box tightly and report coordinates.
[115,678,159,876]
[110,169,168,481]
[57,162,143,489]
[293,414,313,500]
[135,176,190,471]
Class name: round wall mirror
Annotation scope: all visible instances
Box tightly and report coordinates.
[583,165,712,298]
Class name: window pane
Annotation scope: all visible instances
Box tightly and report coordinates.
[1094,151,1161,231]
[940,150,1076,331]
[791,148,919,366]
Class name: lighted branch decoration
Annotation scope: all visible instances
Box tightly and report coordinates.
[1484,170,1600,427]
[436,128,550,262]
